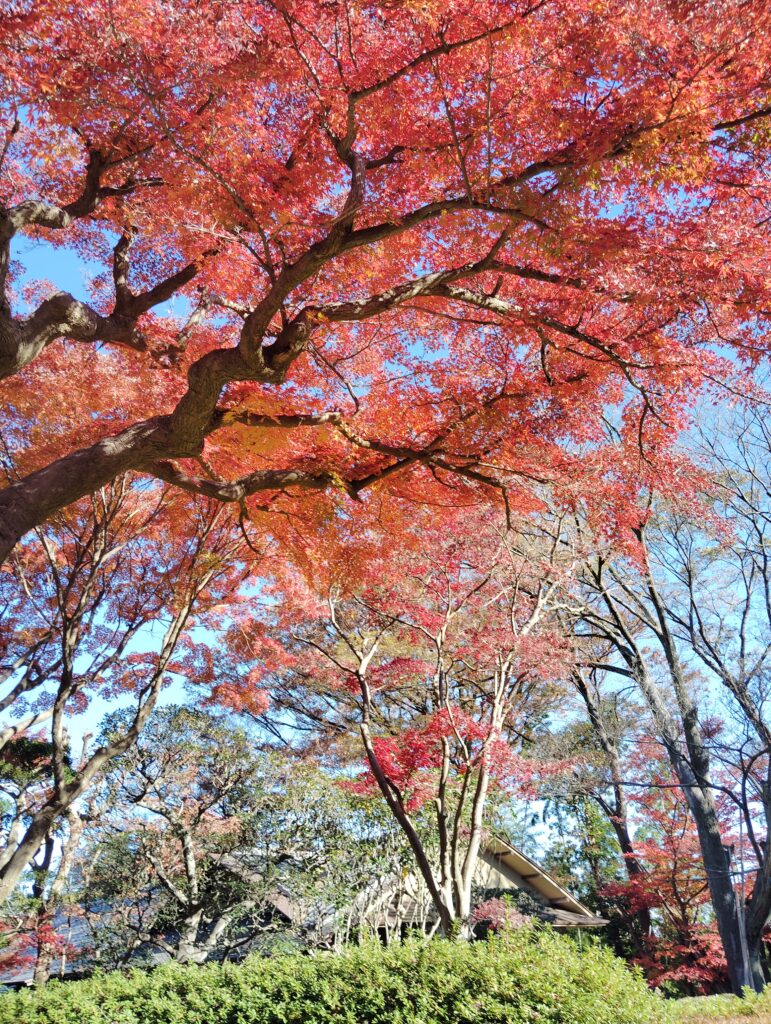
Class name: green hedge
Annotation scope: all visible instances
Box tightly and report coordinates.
[0,930,670,1024]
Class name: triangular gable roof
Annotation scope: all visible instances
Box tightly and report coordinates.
[483,835,607,926]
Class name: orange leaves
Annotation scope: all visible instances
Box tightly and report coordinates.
[210,678,270,717]
[0,0,769,567]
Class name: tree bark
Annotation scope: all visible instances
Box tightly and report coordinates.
[747,935,768,992]
[0,417,177,563]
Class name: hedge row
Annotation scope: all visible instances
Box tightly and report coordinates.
[0,929,670,1024]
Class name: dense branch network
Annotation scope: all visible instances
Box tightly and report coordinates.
[0,137,627,556]
[0,147,212,375]
[0,0,769,562]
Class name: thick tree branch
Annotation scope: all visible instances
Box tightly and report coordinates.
[0,106,715,562]
[0,241,211,378]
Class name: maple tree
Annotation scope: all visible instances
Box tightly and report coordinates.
[0,0,769,568]
[216,508,575,936]
[567,400,771,994]
[0,0,770,994]
[572,552,761,994]
[602,747,730,996]
[543,689,756,994]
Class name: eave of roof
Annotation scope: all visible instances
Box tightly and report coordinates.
[545,907,608,928]
[484,835,600,920]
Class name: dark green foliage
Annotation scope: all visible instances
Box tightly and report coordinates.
[0,930,670,1024]
[0,736,70,789]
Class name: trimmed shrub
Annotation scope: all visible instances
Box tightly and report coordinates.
[0,929,670,1024]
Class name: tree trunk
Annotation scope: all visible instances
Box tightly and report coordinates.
[32,923,55,988]
[0,806,59,905]
[608,816,653,942]
[747,934,768,992]
[358,716,455,937]
[175,909,205,964]
[674,778,759,994]
[0,416,174,564]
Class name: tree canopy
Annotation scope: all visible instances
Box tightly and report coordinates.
[1,0,769,562]
[1,0,770,1001]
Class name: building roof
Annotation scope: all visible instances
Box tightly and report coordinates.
[482,835,607,927]
[353,835,608,933]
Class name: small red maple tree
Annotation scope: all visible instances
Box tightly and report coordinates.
[603,745,731,995]
[214,507,577,935]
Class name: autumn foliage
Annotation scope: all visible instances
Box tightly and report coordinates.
[602,749,730,994]
[1,0,770,997]
[0,0,769,565]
